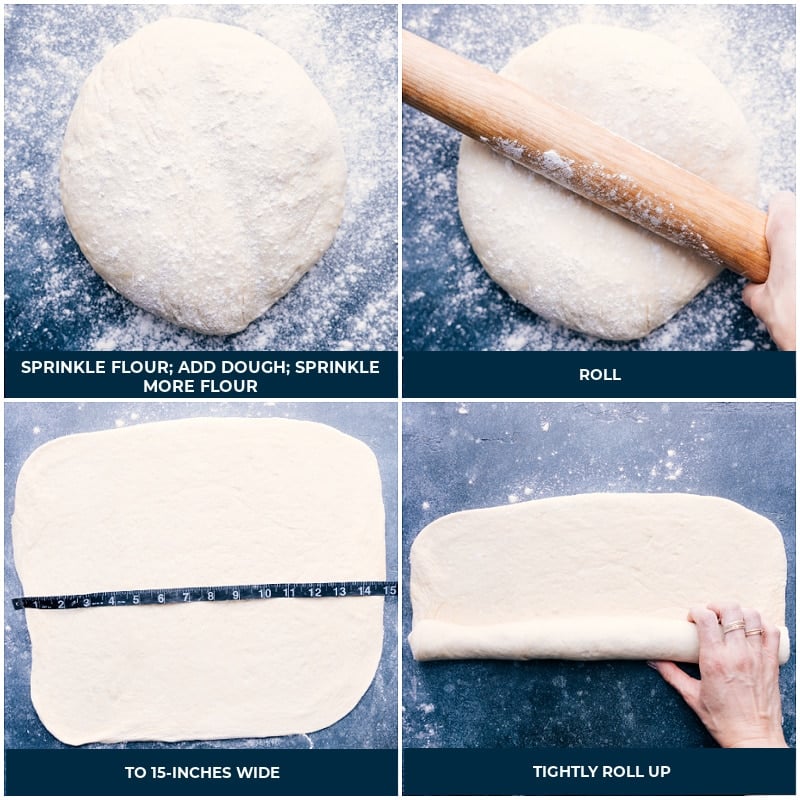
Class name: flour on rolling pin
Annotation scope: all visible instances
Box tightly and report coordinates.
[494,143,695,243]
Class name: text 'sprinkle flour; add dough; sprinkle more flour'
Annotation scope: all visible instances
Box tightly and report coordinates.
[12,418,386,745]
[457,24,760,341]
[60,18,347,336]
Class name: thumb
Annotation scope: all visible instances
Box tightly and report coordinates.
[649,660,701,711]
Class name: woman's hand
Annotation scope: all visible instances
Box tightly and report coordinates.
[649,602,787,747]
[743,192,796,351]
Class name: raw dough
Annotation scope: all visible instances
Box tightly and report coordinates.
[409,493,789,663]
[457,24,759,341]
[60,18,347,335]
[12,418,385,745]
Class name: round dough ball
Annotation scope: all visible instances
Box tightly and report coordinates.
[60,18,346,335]
[457,24,759,341]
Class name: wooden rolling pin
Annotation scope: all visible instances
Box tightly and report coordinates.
[403,30,770,283]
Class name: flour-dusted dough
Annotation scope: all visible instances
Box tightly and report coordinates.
[60,18,346,335]
[409,493,789,663]
[457,25,760,341]
[12,418,385,745]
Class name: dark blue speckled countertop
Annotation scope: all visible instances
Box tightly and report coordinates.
[5,4,398,352]
[402,402,795,747]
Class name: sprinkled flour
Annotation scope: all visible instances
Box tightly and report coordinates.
[6,4,397,351]
[402,4,794,351]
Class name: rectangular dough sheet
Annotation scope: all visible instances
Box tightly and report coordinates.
[12,417,386,745]
[409,493,789,663]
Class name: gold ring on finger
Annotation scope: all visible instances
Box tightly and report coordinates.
[722,619,746,634]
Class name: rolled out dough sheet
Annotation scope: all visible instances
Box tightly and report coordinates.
[409,493,789,663]
[12,417,386,745]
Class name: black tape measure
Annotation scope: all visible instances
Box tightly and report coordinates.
[13,580,398,610]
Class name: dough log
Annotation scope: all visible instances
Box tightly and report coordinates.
[410,618,790,663]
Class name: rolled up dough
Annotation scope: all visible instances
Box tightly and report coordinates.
[60,18,346,335]
[409,493,789,663]
[457,24,760,340]
[12,417,386,745]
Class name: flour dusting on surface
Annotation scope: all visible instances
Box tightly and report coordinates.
[6,4,397,351]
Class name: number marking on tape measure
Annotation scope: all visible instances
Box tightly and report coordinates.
[12,581,398,610]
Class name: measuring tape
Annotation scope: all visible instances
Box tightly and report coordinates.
[13,581,398,610]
